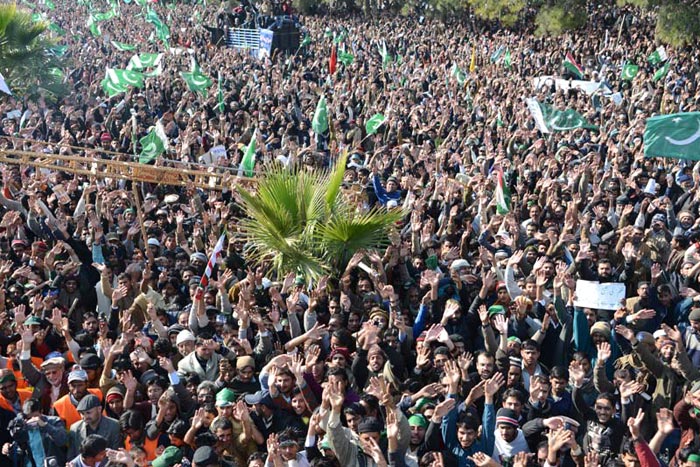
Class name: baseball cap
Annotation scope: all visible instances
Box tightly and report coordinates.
[152,446,183,467]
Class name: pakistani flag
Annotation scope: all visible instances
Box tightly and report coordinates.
[111,41,137,51]
[338,50,354,66]
[180,69,212,94]
[128,53,163,70]
[238,130,257,177]
[45,0,55,9]
[495,168,510,215]
[648,46,668,65]
[451,63,467,85]
[301,35,311,48]
[563,52,584,79]
[48,22,65,35]
[101,74,127,97]
[526,98,597,133]
[139,125,168,163]
[379,41,392,67]
[49,44,68,56]
[503,49,511,69]
[621,64,639,81]
[146,8,170,43]
[92,8,117,22]
[87,15,101,36]
[365,114,386,135]
[107,68,145,89]
[312,95,328,134]
[490,45,504,63]
[644,112,700,160]
[653,61,671,82]
[217,72,225,113]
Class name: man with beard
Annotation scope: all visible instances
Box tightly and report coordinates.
[19,332,69,413]
[616,324,698,411]
[54,367,103,429]
[570,361,627,463]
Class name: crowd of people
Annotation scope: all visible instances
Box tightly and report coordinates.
[0,0,700,466]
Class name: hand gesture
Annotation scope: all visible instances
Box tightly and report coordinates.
[627,408,645,439]
[597,342,612,363]
[614,324,635,342]
[651,263,662,281]
[466,380,486,406]
[158,356,175,374]
[619,380,644,400]
[431,398,456,421]
[443,359,461,386]
[364,437,386,465]
[192,407,207,429]
[657,408,675,435]
[484,372,505,399]
[415,345,432,368]
[661,323,682,343]
[478,305,489,324]
[385,410,400,439]
[326,379,346,411]
[443,300,460,321]
[493,314,508,335]
[568,361,586,387]
[468,452,494,467]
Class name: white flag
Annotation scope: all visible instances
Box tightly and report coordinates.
[0,73,11,95]
[526,98,550,134]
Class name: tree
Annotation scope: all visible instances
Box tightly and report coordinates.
[534,0,586,36]
[655,3,700,47]
[0,3,66,98]
[236,152,404,282]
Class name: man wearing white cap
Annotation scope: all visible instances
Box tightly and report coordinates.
[19,332,69,414]
[54,367,103,429]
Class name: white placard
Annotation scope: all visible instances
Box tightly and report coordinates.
[574,280,626,310]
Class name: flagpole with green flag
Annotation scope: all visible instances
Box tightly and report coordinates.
[365,114,386,136]
[238,130,257,177]
[312,95,328,135]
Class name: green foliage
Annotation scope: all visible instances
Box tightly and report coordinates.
[292,0,318,14]
[236,152,403,282]
[534,0,586,36]
[0,3,66,98]
[655,3,700,48]
[466,0,525,26]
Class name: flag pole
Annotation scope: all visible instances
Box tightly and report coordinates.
[131,183,154,265]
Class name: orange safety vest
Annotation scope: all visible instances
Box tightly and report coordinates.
[7,357,44,389]
[125,435,159,461]
[0,388,32,413]
[54,388,103,429]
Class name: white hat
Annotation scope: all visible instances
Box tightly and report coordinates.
[450,259,470,271]
[652,329,667,340]
[147,238,161,247]
[67,368,88,383]
[176,330,195,345]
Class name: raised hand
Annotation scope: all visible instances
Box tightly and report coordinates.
[627,408,645,439]
[657,408,675,435]
[431,398,456,422]
[614,324,635,342]
[484,372,505,400]
[597,342,612,363]
[493,314,508,335]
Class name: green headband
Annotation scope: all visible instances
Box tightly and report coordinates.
[688,454,700,463]
[408,414,429,429]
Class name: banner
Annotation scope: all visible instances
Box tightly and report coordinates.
[259,29,273,58]
[532,76,612,96]
[574,280,626,310]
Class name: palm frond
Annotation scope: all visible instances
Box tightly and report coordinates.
[324,150,348,213]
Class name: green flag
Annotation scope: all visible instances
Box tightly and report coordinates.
[503,49,512,69]
[31,12,45,22]
[337,50,354,66]
[48,67,64,79]
[48,22,65,35]
[365,114,386,135]
[312,95,328,134]
[644,112,700,160]
[238,129,256,177]
[490,45,504,63]
[653,61,671,82]
[48,44,68,56]
[180,70,212,94]
[107,68,145,89]
[87,15,101,36]
[111,41,137,51]
[648,46,668,65]
[92,8,117,22]
[621,64,639,81]
[139,127,166,163]
[217,72,225,113]
[300,35,311,47]
[128,53,163,70]
[333,30,347,45]
[451,63,466,85]
[101,75,128,97]
[379,41,392,67]
[526,98,597,133]
[45,0,55,9]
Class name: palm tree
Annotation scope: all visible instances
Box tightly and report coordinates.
[236,152,404,282]
[0,3,65,98]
